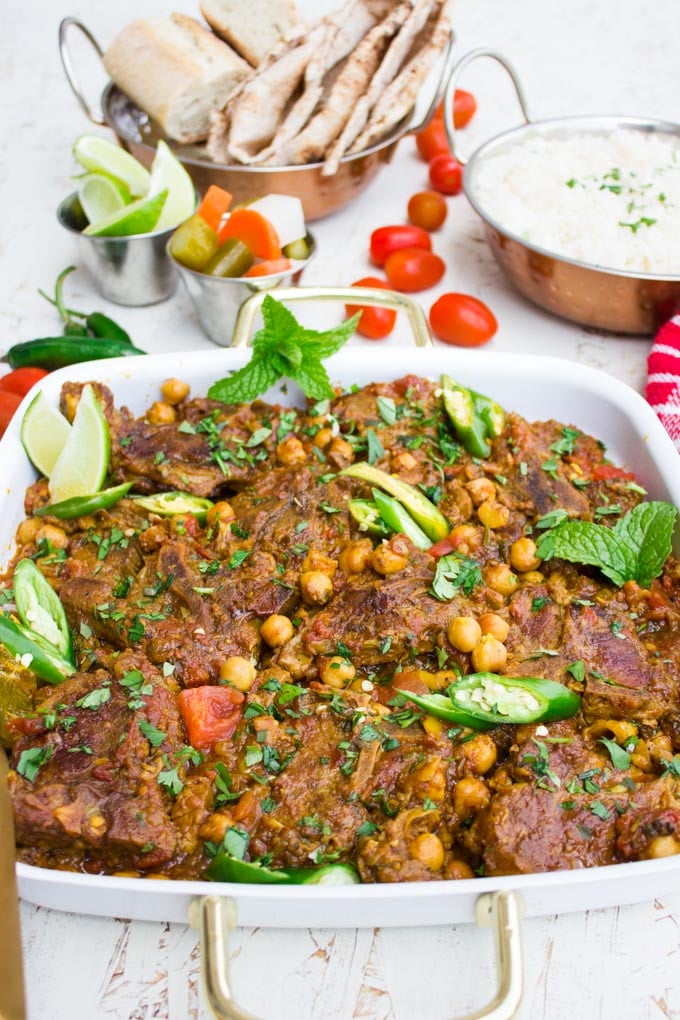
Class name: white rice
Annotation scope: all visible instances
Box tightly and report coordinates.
[471,128,680,275]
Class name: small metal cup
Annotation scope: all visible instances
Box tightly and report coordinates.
[57,192,179,306]
[170,235,316,346]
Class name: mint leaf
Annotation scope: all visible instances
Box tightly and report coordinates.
[536,501,677,587]
[208,354,281,403]
[612,501,677,588]
[536,518,631,586]
[209,297,357,402]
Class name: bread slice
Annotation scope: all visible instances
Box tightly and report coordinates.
[200,0,299,67]
[103,14,250,144]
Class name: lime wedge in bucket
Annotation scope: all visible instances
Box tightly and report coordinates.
[73,134,151,197]
[147,140,196,230]
[82,189,168,237]
[48,385,110,502]
[77,173,131,226]
[20,391,72,477]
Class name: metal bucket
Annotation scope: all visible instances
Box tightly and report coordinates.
[57,192,179,306]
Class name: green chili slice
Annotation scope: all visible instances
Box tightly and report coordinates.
[133,491,214,523]
[206,853,360,886]
[341,463,449,541]
[348,499,389,536]
[372,488,432,550]
[0,614,75,685]
[440,375,491,459]
[13,559,73,662]
[398,672,581,731]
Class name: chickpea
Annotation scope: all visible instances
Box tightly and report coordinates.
[319,655,355,688]
[471,634,508,673]
[338,539,372,574]
[313,427,334,449]
[390,451,417,472]
[276,435,306,467]
[447,616,482,653]
[647,732,673,765]
[466,477,496,506]
[206,501,235,527]
[219,656,256,692]
[521,570,545,584]
[16,518,41,546]
[300,570,334,606]
[409,832,444,871]
[485,564,519,597]
[371,542,408,575]
[147,401,176,425]
[199,812,231,844]
[454,777,490,819]
[646,835,680,859]
[478,613,509,642]
[448,524,482,556]
[260,614,294,648]
[477,500,510,530]
[35,524,68,550]
[458,733,497,775]
[160,378,190,405]
[445,859,475,880]
[326,437,354,469]
[510,537,541,573]
[301,550,337,577]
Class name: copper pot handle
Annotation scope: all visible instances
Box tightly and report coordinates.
[189,890,524,1020]
[58,17,107,127]
[443,49,532,166]
[231,286,433,348]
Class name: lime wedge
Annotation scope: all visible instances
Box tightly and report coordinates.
[48,385,110,502]
[147,141,196,230]
[77,173,131,226]
[20,392,72,477]
[73,134,151,197]
[82,189,168,237]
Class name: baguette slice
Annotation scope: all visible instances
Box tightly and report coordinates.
[103,14,250,144]
[200,0,299,67]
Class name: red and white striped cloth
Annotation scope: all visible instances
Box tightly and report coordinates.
[646,314,680,451]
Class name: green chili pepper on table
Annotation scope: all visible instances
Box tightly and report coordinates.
[7,336,145,370]
[398,671,581,731]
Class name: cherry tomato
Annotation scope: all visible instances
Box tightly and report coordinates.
[0,390,23,439]
[369,225,432,267]
[415,118,450,162]
[435,89,478,129]
[429,153,463,195]
[0,367,49,397]
[407,190,448,231]
[384,248,445,293]
[345,277,397,340]
[429,293,498,346]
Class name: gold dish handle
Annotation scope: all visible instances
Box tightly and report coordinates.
[59,17,107,127]
[189,890,524,1020]
[443,48,532,166]
[231,286,433,348]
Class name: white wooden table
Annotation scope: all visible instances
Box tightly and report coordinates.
[3,0,679,1016]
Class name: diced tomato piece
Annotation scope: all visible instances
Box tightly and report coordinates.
[178,685,244,750]
[244,258,292,277]
[197,185,233,233]
[0,390,22,439]
[428,536,457,558]
[218,208,282,259]
[592,463,636,482]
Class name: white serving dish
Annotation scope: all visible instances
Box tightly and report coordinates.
[3,342,679,930]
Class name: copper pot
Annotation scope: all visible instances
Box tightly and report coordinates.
[444,49,680,335]
[59,17,455,223]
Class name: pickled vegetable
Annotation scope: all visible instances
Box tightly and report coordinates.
[169,213,219,271]
[204,238,255,278]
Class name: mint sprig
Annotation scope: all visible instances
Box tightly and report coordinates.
[536,500,677,587]
[208,295,360,404]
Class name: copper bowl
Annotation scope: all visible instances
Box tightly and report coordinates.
[59,17,455,223]
[445,50,680,335]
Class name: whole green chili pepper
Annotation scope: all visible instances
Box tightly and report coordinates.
[7,336,145,370]
[399,672,581,731]
[39,266,132,343]
[85,313,132,343]
[35,482,133,521]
